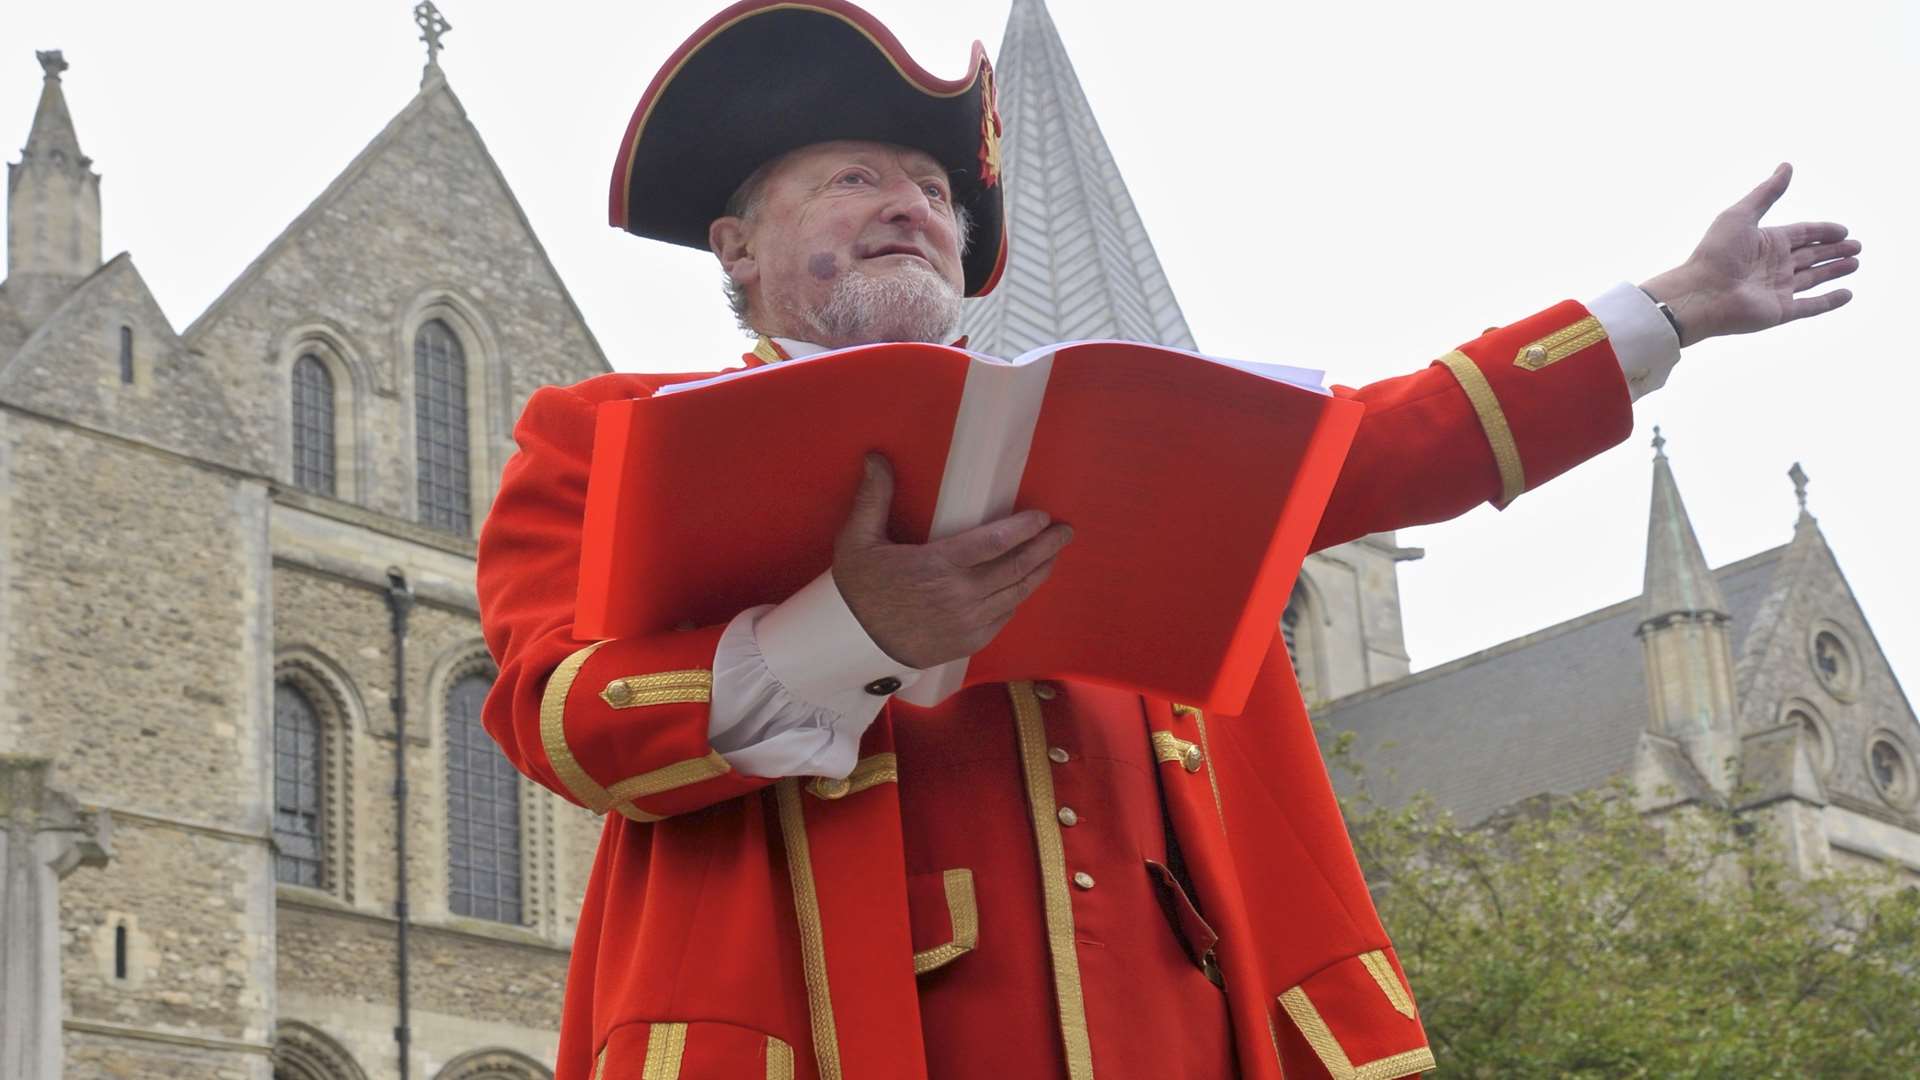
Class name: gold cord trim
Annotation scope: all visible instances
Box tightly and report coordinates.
[1514,314,1606,370]
[1278,987,1353,1077]
[765,1035,796,1080]
[912,868,980,975]
[1150,730,1203,771]
[752,335,785,365]
[641,1021,688,1079]
[776,779,842,1080]
[604,752,732,806]
[1009,681,1095,1080]
[1174,704,1228,833]
[1360,950,1417,1019]
[807,752,899,800]
[540,640,617,810]
[592,1047,607,1080]
[1352,1047,1437,1080]
[614,803,666,823]
[1437,350,1526,508]
[1267,1012,1287,1078]
[601,670,714,709]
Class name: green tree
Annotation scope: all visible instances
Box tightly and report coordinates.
[1334,738,1920,1078]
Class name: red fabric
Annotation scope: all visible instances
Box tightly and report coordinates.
[476,304,1633,1078]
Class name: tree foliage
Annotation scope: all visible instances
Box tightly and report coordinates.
[1333,736,1920,1078]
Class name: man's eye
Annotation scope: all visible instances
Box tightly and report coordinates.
[836,172,871,185]
[923,183,949,201]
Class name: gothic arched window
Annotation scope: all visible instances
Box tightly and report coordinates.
[414,319,472,534]
[274,682,325,887]
[447,670,521,923]
[291,354,337,495]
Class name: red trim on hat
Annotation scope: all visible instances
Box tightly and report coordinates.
[610,0,990,230]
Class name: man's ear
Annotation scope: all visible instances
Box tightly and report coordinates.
[709,216,758,289]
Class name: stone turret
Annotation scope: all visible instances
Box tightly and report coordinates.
[1636,429,1740,793]
[5,51,102,329]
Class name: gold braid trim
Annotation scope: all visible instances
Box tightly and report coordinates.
[604,751,732,807]
[1009,682,1095,1080]
[765,1036,796,1080]
[911,868,980,975]
[1267,1012,1288,1077]
[807,752,899,800]
[600,670,713,709]
[1174,703,1228,833]
[1360,950,1417,1019]
[641,1021,687,1079]
[776,779,842,1080]
[1514,314,1607,370]
[1279,986,1434,1080]
[1437,350,1526,508]
[540,641,617,810]
[752,335,786,365]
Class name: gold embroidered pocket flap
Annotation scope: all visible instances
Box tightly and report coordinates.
[907,867,979,976]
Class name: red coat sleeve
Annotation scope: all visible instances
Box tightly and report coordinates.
[1309,299,1634,552]
[476,374,774,821]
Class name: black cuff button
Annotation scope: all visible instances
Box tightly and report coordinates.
[864,676,903,696]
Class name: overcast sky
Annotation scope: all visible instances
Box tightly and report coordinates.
[4,0,1914,699]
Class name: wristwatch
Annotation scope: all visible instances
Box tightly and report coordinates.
[1637,286,1684,344]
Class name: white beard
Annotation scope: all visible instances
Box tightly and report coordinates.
[800,260,963,347]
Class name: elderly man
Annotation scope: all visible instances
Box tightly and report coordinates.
[476,2,1861,1078]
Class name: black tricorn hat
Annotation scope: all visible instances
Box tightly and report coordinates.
[608,0,1008,297]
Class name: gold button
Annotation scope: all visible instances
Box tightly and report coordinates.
[602,681,632,706]
[1523,344,1549,367]
[1033,683,1058,701]
[1057,806,1078,827]
[1072,871,1095,890]
[1182,745,1204,773]
[1048,746,1070,765]
[814,777,851,800]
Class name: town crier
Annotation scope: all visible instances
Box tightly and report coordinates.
[475,2,1861,1077]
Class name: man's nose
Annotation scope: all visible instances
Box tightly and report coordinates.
[876,176,933,228]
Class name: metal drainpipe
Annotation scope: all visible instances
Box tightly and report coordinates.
[385,567,415,1080]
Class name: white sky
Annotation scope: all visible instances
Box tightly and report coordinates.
[4,0,1915,697]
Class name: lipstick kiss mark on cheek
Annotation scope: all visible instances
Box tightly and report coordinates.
[807,253,839,281]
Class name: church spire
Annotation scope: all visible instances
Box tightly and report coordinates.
[1635,429,1739,793]
[6,50,103,327]
[957,0,1196,356]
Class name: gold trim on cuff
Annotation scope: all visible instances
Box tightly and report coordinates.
[641,1021,688,1079]
[1437,350,1526,508]
[776,779,842,1080]
[1514,314,1606,370]
[912,868,980,975]
[807,752,899,800]
[765,1036,796,1080]
[1279,986,1435,1080]
[1009,681,1095,1080]
[540,640,617,810]
[605,751,732,806]
[1360,950,1417,1019]
[601,670,714,709]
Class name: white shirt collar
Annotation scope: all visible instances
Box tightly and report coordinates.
[772,336,829,360]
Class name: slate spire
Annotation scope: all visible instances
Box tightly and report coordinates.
[1642,426,1729,622]
[957,0,1196,356]
[6,50,103,327]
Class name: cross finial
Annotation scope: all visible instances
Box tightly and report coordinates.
[36,50,68,79]
[1788,461,1810,514]
[414,1,452,79]
[1651,425,1666,458]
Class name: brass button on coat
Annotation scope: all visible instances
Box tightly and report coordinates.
[1048,746,1070,764]
[603,681,633,706]
[1182,744,1204,772]
[1523,344,1550,367]
[1057,806,1078,827]
[814,777,851,799]
[1072,871,1095,890]
[1033,682,1058,700]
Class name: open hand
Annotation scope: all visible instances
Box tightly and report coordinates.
[1640,163,1860,347]
[832,454,1073,670]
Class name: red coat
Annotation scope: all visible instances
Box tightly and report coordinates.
[477,302,1633,1079]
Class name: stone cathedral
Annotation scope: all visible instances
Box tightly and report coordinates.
[0,2,1913,1079]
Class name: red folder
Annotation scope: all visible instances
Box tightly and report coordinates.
[576,340,1361,715]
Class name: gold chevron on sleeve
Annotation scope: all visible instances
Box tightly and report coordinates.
[1437,350,1526,508]
[1514,314,1607,370]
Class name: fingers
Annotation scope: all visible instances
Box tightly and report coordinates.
[1792,237,1860,271]
[1786,221,1850,248]
[971,522,1075,593]
[1786,289,1853,323]
[1792,258,1859,294]
[837,453,896,550]
[977,549,1060,623]
[934,508,1054,568]
[1730,162,1792,221]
